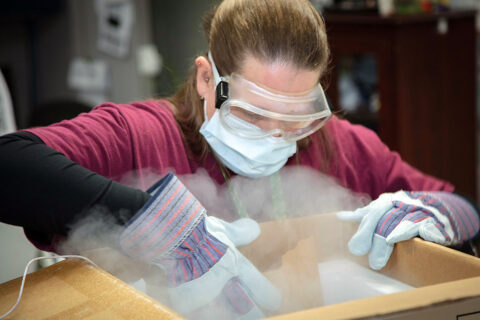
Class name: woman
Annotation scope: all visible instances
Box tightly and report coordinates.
[0,0,478,318]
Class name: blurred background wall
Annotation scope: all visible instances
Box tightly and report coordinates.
[0,0,217,284]
[0,0,479,283]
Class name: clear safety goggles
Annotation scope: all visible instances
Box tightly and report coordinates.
[209,52,332,142]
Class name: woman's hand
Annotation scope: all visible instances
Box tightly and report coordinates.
[338,190,479,270]
[119,173,281,319]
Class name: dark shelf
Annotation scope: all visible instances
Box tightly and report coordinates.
[324,9,477,25]
[323,10,477,200]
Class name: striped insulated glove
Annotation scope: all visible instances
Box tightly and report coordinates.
[119,173,281,319]
[338,190,480,270]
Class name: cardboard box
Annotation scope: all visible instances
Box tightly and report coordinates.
[0,256,182,319]
[1,213,479,319]
[241,213,480,319]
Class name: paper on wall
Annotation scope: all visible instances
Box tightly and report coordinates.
[95,0,134,59]
[68,57,110,92]
[67,57,110,106]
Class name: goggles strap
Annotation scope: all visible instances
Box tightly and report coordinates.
[208,51,229,109]
[208,51,227,86]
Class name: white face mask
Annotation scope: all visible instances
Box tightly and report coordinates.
[200,99,297,178]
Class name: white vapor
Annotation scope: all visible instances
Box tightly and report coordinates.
[58,165,370,318]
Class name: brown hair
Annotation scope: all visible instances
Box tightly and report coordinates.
[167,0,333,170]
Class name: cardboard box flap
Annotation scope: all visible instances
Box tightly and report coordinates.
[383,237,480,287]
[0,259,182,320]
[267,276,480,320]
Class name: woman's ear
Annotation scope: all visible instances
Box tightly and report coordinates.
[195,56,213,99]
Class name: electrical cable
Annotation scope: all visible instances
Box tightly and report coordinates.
[0,255,97,319]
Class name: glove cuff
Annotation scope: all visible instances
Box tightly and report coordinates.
[120,173,206,260]
[408,191,480,243]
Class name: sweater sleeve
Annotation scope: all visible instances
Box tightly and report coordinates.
[24,100,193,188]
[24,102,137,179]
[0,131,150,250]
[326,117,454,199]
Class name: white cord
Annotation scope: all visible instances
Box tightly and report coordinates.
[0,255,97,319]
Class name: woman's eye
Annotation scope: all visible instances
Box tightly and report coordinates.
[246,113,261,122]
[235,109,260,122]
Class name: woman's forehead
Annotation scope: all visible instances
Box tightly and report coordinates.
[237,55,321,95]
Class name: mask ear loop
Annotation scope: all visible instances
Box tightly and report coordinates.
[202,98,209,124]
[0,255,97,319]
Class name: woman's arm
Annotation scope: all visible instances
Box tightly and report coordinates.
[0,131,149,237]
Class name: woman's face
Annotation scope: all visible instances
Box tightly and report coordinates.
[199,54,322,121]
